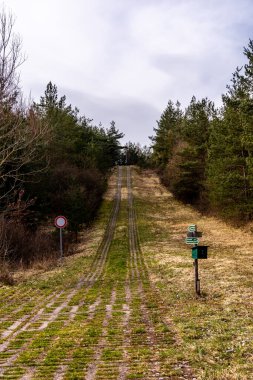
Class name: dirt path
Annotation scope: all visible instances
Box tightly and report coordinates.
[0,166,194,379]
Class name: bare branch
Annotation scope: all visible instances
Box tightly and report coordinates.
[0,7,48,203]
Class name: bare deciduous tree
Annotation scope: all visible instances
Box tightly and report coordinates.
[0,8,48,204]
[0,8,25,105]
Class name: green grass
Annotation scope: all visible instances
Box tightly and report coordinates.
[0,167,224,379]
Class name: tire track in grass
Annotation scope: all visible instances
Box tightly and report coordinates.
[117,281,131,380]
[60,281,116,379]
[24,288,106,380]
[0,287,45,315]
[2,289,93,379]
[6,167,123,379]
[85,289,117,380]
[69,168,125,379]
[0,168,121,378]
[0,166,194,380]
[0,291,71,374]
[127,166,195,380]
[0,164,121,360]
[16,294,104,380]
[67,167,128,380]
[136,169,195,380]
[127,166,162,378]
[0,289,58,339]
[0,290,64,353]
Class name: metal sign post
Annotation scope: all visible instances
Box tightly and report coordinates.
[59,228,63,260]
[194,258,200,295]
[185,225,208,296]
[54,216,68,261]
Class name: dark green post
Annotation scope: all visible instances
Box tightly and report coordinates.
[194,258,200,295]
[186,225,208,296]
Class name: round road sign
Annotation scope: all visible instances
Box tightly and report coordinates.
[54,215,68,229]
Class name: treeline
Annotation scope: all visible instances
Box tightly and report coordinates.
[151,39,253,222]
[121,142,151,167]
[26,82,124,232]
[0,10,124,268]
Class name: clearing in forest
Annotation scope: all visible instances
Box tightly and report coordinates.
[0,167,253,379]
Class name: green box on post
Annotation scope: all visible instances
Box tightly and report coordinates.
[192,246,208,259]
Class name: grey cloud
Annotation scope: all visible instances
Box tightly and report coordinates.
[152,53,197,74]
[8,0,253,146]
[27,82,159,145]
[59,87,160,146]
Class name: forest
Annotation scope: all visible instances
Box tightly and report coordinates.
[0,10,131,269]
[1,6,253,271]
[151,39,253,222]
[0,9,151,271]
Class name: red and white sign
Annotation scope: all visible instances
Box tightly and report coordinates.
[54,216,68,229]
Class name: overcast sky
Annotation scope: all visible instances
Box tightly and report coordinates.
[5,0,253,145]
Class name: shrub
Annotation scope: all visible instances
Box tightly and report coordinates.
[0,219,57,268]
[29,163,106,235]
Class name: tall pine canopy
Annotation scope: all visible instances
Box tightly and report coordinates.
[151,39,253,221]
[151,100,182,168]
[207,40,253,219]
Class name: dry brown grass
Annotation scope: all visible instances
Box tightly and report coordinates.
[0,261,14,285]
[133,168,253,380]
[103,168,118,200]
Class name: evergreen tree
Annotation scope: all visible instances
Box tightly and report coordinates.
[171,97,215,204]
[151,100,182,168]
[207,40,253,219]
[122,142,151,167]
[28,83,124,235]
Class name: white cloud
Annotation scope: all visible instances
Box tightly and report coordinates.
[4,0,253,144]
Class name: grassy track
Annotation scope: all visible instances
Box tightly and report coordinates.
[0,166,192,379]
[5,166,252,379]
[0,167,123,379]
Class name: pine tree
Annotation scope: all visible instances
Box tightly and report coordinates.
[207,40,253,219]
[167,97,215,205]
[151,100,182,168]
